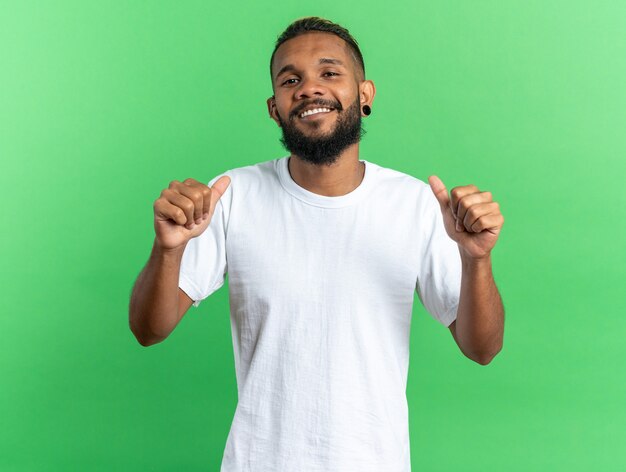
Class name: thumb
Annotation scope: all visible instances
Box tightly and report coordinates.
[210,175,231,209]
[428,175,450,211]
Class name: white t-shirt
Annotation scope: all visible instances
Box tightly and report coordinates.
[179,156,461,472]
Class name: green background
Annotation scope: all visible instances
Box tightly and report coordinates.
[1,0,625,470]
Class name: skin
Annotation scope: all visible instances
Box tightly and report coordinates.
[429,176,505,365]
[267,32,505,364]
[268,32,375,196]
[131,30,505,363]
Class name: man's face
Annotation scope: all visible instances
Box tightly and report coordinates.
[268,32,375,166]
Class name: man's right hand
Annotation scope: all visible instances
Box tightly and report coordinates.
[153,176,231,251]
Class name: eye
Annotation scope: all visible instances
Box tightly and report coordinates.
[281,71,340,86]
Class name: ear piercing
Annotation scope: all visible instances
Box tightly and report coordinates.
[362,105,371,116]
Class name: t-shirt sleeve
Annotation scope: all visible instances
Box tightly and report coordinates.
[415,189,462,327]
[178,173,231,308]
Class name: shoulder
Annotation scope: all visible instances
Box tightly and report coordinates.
[368,161,427,188]
[208,158,284,207]
[366,160,435,206]
[208,158,280,192]
[211,158,278,183]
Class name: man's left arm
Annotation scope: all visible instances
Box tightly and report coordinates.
[429,176,505,365]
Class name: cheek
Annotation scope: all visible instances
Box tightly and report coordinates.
[339,88,359,108]
[274,105,289,121]
[276,102,292,120]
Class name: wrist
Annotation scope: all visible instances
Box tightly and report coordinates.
[152,239,187,260]
[459,248,492,269]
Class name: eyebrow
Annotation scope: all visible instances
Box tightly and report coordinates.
[274,58,346,82]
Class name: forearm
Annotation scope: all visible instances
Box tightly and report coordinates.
[129,240,186,346]
[455,252,504,364]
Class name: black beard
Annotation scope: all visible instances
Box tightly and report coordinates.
[277,97,366,166]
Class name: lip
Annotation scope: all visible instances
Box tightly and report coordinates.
[299,109,335,120]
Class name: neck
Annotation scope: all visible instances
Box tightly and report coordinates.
[288,143,365,197]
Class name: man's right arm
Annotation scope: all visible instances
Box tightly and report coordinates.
[129,242,194,346]
[128,175,231,347]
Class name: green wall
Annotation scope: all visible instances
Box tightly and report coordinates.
[1,1,624,470]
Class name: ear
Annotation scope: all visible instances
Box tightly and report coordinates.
[266,95,282,127]
[359,80,376,116]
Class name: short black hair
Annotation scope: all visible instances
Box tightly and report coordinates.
[270,17,366,83]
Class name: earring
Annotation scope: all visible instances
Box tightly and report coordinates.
[362,105,371,116]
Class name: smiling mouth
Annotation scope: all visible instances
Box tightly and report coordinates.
[299,107,335,119]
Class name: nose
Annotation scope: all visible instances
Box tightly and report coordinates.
[294,76,328,100]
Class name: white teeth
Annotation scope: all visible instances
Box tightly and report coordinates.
[300,107,332,118]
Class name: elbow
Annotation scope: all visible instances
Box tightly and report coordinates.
[131,328,165,347]
[474,354,494,366]
[129,321,151,347]
[472,344,503,366]
[134,332,158,347]
[129,314,166,347]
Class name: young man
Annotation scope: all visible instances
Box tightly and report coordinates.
[129,17,504,471]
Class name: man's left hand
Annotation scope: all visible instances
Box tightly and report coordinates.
[428,175,504,260]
